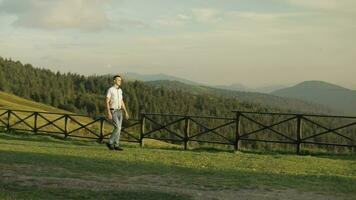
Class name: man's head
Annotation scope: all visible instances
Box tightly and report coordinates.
[113,75,122,87]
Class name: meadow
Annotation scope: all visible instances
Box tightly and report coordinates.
[0,131,355,200]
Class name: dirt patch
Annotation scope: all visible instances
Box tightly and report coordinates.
[0,164,347,200]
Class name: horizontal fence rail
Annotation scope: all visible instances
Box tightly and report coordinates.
[233,111,356,154]
[0,109,355,154]
[0,109,140,144]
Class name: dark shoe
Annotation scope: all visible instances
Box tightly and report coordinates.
[114,146,123,151]
[106,143,115,150]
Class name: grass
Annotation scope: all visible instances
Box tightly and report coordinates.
[0,91,69,113]
[0,184,190,200]
[0,131,355,200]
[0,91,123,140]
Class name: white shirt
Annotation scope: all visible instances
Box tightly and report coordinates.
[106,86,123,110]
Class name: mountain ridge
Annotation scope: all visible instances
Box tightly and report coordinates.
[272,80,356,115]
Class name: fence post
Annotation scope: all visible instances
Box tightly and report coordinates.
[98,117,104,143]
[296,114,303,154]
[6,110,11,133]
[33,112,38,134]
[234,111,241,151]
[140,113,145,148]
[64,114,69,139]
[184,116,190,150]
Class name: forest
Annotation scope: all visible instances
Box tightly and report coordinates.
[1,57,354,152]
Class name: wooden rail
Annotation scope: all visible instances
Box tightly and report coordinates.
[0,109,355,154]
[0,109,140,143]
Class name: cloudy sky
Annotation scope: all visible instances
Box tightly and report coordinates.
[0,0,355,88]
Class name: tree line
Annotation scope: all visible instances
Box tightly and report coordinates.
[1,57,354,152]
[0,57,272,119]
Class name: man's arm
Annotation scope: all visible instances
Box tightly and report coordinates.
[121,100,129,120]
[105,97,112,120]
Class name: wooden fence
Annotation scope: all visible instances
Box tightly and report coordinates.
[0,109,141,143]
[0,109,355,154]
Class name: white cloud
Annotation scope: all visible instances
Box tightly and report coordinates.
[1,1,355,88]
[155,8,221,27]
[227,11,308,21]
[287,0,356,13]
[192,8,220,23]
[155,14,191,27]
[288,0,338,10]
[0,0,110,31]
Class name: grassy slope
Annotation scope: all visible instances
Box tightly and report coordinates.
[0,91,98,137]
[0,90,180,149]
[0,132,355,200]
[0,91,70,113]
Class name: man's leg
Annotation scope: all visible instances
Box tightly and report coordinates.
[113,110,123,147]
[108,110,120,147]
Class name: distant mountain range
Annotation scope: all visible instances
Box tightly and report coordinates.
[145,80,337,115]
[124,73,356,115]
[1,58,352,119]
[124,72,287,93]
[272,81,356,115]
[214,84,288,93]
[123,72,201,86]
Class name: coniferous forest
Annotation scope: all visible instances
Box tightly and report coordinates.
[0,57,274,119]
[1,57,355,152]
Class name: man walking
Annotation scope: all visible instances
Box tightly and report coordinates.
[105,75,129,151]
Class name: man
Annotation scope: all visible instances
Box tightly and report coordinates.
[105,75,129,151]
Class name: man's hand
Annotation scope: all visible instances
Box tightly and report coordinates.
[106,112,113,120]
[124,112,129,120]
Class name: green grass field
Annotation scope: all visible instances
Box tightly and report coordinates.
[0,91,71,113]
[0,91,119,140]
[0,131,355,200]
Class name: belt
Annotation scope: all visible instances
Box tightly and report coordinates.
[110,108,121,111]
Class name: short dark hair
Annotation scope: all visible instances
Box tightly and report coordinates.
[113,75,121,80]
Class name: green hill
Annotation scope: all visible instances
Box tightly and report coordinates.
[0,132,355,200]
[0,90,70,113]
[0,57,337,119]
[272,81,356,115]
[2,57,354,153]
[0,57,287,120]
[145,80,337,114]
[0,91,183,148]
[124,72,202,85]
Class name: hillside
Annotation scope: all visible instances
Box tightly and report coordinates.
[0,57,343,124]
[272,81,356,115]
[214,83,287,93]
[0,132,355,200]
[145,80,337,115]
[0,90,70,113]
[124,72,202,85]
[1,57,330,121]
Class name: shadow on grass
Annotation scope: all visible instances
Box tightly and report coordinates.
[1,131,355,161]
[237,148,356,161]
[0,182,192,200]
[0,148,355,195]
[0,131,98,146]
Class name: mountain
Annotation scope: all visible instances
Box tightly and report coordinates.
[125,73,286,93]
[214,84,288,93]
[0,57,285,119]
[145,80,337,115]
[0,57,338,119]
[255,85,289,93]
[2,57,353,151]
[272,81,356,115]
[123,72,201,85]
[214,83,251,92]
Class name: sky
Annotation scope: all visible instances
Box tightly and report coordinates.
[0,0,355,89]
